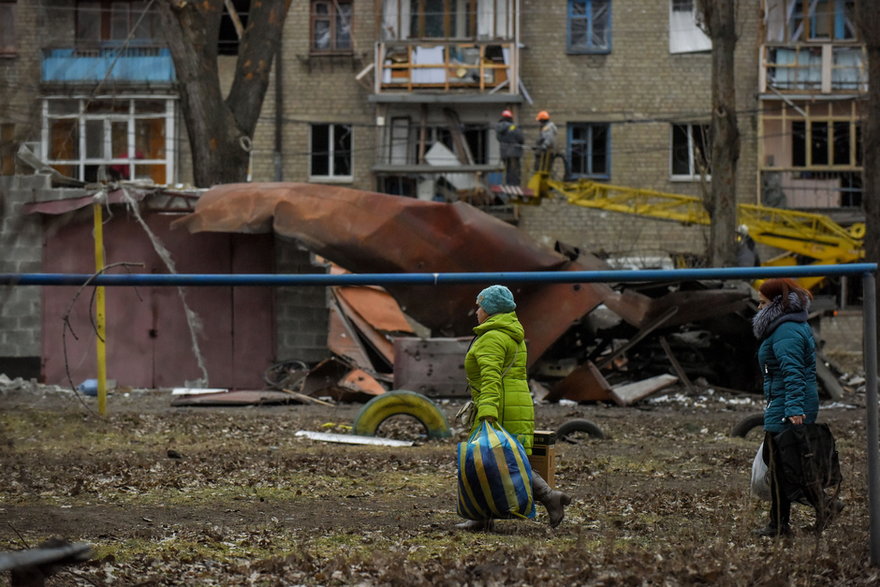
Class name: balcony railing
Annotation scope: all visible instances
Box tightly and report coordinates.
[375,40,516,94]
[42,46,175,84]
[760,43,866,94]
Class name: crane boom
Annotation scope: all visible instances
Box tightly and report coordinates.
[517,171,864,289]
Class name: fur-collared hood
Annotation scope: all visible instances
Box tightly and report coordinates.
[752,291,810,339]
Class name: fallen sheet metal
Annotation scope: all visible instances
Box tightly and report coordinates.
[294,430,414,447]
[170,390,296,406]
[546,361,613,402]
[610,374,679,406]
[602,283,752,329]
[393,337,472,397]
[171,182,608,363]
[327,303,375,369]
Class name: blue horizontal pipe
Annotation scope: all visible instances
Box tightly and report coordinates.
[0,263,875,287]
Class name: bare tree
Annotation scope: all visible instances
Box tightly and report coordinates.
[157,0,291,187]
[856,2,880,356]
[697,0,740,267]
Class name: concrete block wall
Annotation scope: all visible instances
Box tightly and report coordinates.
[0,174,54,377]
[273,238,331,365]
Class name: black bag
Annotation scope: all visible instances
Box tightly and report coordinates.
[773,423,842,505]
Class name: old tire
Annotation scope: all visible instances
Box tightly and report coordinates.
[556,418,606,442]
[730,413,764,438]
[352,390,451,439]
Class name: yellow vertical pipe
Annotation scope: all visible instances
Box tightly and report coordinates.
[93,203,108,416]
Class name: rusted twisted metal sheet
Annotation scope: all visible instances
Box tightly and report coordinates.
[172,182,610,363]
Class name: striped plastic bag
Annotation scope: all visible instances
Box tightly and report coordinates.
[457,420,536,521]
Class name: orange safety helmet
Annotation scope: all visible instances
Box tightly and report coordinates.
[501,109,513,119]
[536,110,550,121]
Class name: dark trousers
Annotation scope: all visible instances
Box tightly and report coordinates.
[502,156,521,186]
[764,432,791,528]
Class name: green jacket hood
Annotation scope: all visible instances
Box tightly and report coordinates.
[473,312,524,343]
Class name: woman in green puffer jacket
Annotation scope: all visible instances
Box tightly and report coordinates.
[456,285,571,531]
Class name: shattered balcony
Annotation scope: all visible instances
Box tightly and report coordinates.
[759,43,866,95]
[374,40,517,96]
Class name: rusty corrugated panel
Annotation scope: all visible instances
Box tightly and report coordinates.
[333,286,414,334]
[171,182,613,363]
[334,290,396,369]
[327,304,374,368]
[22,188,149,215]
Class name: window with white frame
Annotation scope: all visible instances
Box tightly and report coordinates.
[310,123,353,180]
[671,123,711,179]
[669,0,711,53]
[567,0,611,54]
[568,123,609,179]
[43,97,175,184]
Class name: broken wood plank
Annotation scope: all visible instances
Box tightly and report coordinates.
[280,389,336,406]
[816,352,845,400]
[610,374,678,406]
[658,336,696,393]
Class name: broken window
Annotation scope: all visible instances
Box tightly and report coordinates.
[568,123,609,179]
[43,97,174,184]
[669,0,711,54]
[382,0,511,41]
[671,123,711,179]
[0,1,16,56]
[311,0,353,53]
[310,123,353,180]
[791,119,861,167]
[567,0,610,54]
[219,0,249,56]
[763,0,858,43]
[75,0,161,46]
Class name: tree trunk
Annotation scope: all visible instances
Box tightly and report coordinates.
[157,0,291,187]
[856,3,880,359]
[698,0,740,268]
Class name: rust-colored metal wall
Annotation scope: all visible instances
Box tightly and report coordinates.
[41,212,274,389]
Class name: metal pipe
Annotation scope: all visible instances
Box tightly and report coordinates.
[1,263,875,287]
[864,271,880,565]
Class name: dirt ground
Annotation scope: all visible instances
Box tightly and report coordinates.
[1,380,878,586]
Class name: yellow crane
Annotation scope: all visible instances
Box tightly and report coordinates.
[514,170,865,290]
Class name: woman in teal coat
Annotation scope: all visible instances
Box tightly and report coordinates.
[457,285,571,531]
[752,277,839,536]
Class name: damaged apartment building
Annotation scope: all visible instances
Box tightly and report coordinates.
[0,1,870,388]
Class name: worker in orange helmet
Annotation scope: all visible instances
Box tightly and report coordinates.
[534,110,558,172]
[496,109,524,186]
